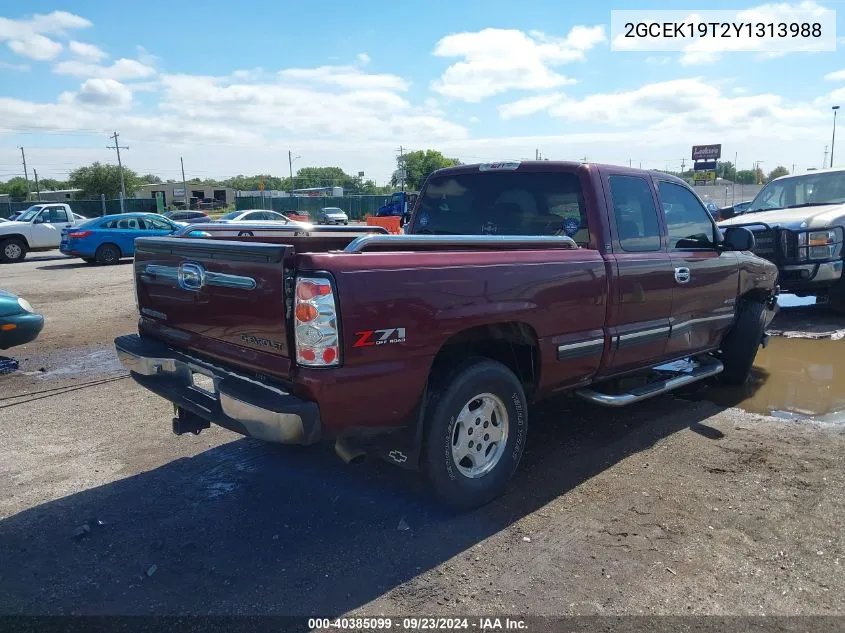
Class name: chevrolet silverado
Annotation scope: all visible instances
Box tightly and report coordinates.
[115,162,779,509]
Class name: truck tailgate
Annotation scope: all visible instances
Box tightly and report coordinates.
[133,237,294,375]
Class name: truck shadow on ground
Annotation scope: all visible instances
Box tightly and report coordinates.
[0,393,739,616]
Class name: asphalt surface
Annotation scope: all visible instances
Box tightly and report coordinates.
[0,251,843,617]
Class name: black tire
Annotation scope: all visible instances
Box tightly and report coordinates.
[827,277,845,314]
[343,221,348,225]
[720,301,767,385]
[423,358,528,511]
[0,238,28,263]
[237,231,254,237]
[95,243,121,265]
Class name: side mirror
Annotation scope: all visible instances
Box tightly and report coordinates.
[722,226,755,251]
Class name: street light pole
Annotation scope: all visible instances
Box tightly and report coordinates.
[832,105,840,168]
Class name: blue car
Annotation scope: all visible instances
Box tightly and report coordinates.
[60,213,184,265]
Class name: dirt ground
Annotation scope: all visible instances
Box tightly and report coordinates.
[0,251,843,617]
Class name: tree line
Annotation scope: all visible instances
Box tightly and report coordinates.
[0,149,461,201]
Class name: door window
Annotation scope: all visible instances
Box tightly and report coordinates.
[47,207,70,223]
[144,217,174,231]
[116,217,142,230]
[608,175,661,252]
[659,182,717,250]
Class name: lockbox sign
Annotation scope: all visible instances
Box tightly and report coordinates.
[691,144,721,160]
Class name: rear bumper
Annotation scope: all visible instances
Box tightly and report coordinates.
[114,334,321,445]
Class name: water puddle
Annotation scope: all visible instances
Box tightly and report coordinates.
[688,336,845,423]
[19,346,125,380]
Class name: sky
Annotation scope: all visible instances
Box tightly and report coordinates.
[1,0,844,186]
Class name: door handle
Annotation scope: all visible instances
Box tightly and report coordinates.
[674,267,691,284]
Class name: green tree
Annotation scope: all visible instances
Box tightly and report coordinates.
[38,178,69,191]
[392,150,461,191]
[716,161,736,182]
[293,167,354,190]
[767,166,789,181]
[140,173,162,184]
[735,169,757,185]
[68,162,141,198]
[0,176,31,200]
[222,174,290,191]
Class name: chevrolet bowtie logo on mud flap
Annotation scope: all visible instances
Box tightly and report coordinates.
[388,450,408,464]
[352,327,406,348]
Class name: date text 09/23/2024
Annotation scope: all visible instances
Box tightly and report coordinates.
[308,617,527,630]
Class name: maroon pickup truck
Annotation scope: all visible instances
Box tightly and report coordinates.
[115,161,779,509]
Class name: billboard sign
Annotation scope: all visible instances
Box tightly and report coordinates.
[693,170,717,183]
[692,144,721,160]
[694,160,718,171]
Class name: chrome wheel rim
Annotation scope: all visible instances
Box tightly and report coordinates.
[450,393,509,478]
[4,243,21,259]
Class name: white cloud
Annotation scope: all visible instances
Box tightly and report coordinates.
[644,55,672,65]
[824,69,845,82]
[135,45,159,67]
[0,61,30,71]
[69,40,107,61]
[431,26,605,102]
[278,64,408,91]
[499,93,565,119]
[73,78,132,107]
[356,52,371,65]
[53,58,157,80]
[0,10,90,61]
[8,34,63,60]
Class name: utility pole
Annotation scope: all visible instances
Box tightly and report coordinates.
[397,145,405,192]
[535,148,539,160]
[107,131,129,212]
[33,169,40,201]
[680,158,686,173]
[180,157,188,209]
[832,106,840,168]
[792,163,795,174]
[18,146,30,202]
[628,158,632,167]
[823,145,829,170]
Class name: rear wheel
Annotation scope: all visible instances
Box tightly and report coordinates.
[0,238,27,263]
[423,358,528,511]
[95,243,121,265]
[719,300,767,385]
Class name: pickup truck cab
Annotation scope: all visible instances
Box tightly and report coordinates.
[0,203,84,263]
[719,167,845,311]
[115,162,778,509]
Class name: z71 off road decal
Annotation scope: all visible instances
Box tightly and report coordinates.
[353,328,406,348]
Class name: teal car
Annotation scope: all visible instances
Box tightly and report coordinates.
[0,290,44,350]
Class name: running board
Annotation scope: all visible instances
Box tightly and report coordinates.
[576,357,724,407]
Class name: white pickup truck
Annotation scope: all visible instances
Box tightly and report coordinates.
[0,204,87,263]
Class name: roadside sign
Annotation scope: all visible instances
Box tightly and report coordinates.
[694,160,718,171]
[692,144,721,160]
[693,170,716,184]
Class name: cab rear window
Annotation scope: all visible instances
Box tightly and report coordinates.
[412,171,589,245]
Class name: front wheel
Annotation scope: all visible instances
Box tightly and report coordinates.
[0,238,27,263]
[719,301,767,385]
[423,358,528,511]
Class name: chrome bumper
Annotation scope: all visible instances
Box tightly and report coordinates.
[115,334,321,445]
[781,261,843,284]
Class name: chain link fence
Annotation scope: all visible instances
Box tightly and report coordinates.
[235,195,389,220]
[1,197,157,219]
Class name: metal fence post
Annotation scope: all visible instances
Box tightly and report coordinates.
[100,194,106,216]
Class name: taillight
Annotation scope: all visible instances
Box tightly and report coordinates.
[68,231,92,238]
[294,275,340,367]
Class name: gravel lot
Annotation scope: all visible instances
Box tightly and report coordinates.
[1,251,844,617]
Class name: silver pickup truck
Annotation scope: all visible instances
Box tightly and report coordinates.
[719,167,845,311]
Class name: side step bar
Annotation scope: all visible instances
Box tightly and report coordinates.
[576,357,724,407]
